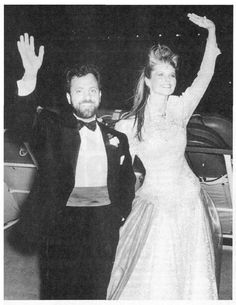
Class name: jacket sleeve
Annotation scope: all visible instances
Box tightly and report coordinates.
[12,84,39,143]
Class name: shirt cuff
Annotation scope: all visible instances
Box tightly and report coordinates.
[17,78,36,96]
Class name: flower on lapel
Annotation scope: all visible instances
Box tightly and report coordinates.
[120,155,125,165]
[109,136,120,147]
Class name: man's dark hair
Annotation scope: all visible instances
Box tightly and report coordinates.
[65,64,101,93]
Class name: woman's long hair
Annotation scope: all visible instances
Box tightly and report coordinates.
[125,44,179,141]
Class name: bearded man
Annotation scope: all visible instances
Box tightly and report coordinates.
[13,33,135,300]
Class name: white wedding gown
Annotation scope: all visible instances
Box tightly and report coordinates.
[106,41,222,300]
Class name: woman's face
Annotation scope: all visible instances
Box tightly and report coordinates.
[145,62,177,96]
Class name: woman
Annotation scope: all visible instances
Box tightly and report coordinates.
[107,13,222,300]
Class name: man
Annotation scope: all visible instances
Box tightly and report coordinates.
[13,33,136,300]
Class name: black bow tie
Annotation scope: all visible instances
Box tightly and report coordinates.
[77,119,97,131]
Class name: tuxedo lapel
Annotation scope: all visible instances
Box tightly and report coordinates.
[98,123,121,187]
[60,126,81,172]
[58,109,81,175]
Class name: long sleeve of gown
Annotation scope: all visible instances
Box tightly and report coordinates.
[181,37,221,123]
[115,118,137,163]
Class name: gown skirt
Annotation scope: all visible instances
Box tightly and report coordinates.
[107,183,222,300]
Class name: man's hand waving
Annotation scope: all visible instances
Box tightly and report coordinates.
[17,33,44,80]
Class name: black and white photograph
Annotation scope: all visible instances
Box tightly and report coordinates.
[4,3,233,301]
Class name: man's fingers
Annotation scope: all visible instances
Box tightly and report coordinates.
[17,40,20,50]
[17,40,28,66]
[18,33,29,52]
[17,40,25,56]
[24,33,29,45]
[30,36,35,52]
[19,35,24,44]
[38,45,45,63]
[17,33,44,70]
[17,40,22,56]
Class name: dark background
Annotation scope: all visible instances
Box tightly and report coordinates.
[4,5,233,127]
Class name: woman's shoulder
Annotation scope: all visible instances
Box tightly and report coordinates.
[168,95,182,104]
[115,116,138,152]
[168,95,183,109]
[115,116,136,134]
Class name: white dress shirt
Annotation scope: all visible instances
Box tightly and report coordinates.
[74,120,108,187]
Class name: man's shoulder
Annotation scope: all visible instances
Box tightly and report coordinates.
[36,107,61,126]
[37,105,76,128]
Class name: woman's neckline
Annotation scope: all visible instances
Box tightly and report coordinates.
[145,95,169,119]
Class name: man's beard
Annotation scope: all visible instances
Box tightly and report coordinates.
[74,101,98,119]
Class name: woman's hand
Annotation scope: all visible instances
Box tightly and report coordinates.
[187,13,215,31]
[17,33,44,79]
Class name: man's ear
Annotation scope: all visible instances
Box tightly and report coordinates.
[98,91,102,105]
[144,77,150,88]
[66,93,71,104]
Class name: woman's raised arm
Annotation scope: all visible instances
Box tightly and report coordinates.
[181,13,221,121]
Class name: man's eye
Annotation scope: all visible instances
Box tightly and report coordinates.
[90,89,98,94]
[75,89,82,93]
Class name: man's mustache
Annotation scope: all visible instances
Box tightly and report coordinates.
[81,100,94,104]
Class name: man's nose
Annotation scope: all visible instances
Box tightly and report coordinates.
[84,91,91,100]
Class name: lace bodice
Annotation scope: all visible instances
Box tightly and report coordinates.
[116,110,189,187]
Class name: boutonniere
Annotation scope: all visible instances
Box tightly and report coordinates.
[107,134,120,147]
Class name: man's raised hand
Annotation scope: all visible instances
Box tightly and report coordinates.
[17,33,44,78]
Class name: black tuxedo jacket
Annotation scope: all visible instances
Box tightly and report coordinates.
[12,90,136,241]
